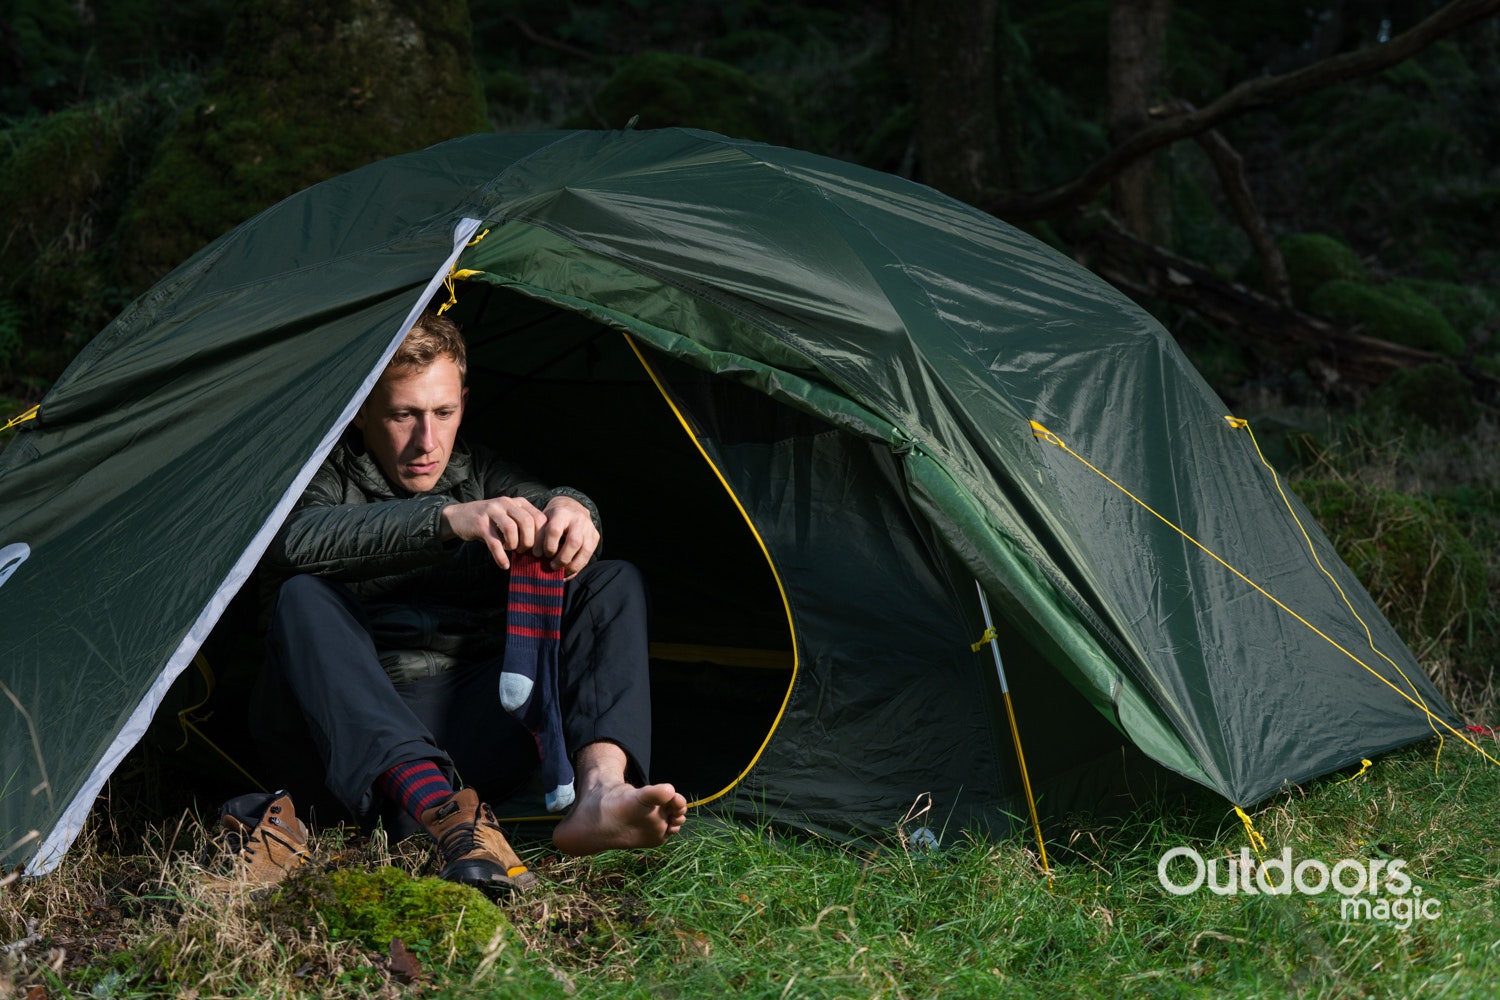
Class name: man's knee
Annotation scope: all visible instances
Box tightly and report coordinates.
[272,574,358,625]
[571,559,646,614]
[267,575,373,660]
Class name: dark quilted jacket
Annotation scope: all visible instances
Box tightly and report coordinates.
[267,435,600,681]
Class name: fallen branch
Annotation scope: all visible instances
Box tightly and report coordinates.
[505,17,607,65]
[1076,216,1500,402]
[1186,110,1292,309]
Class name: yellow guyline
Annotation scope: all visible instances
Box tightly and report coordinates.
[1028,418,1499,771]
[2,405,39,432]
[1226,415,1445,768]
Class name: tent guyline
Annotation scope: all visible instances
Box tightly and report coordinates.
[1028,418,1496,770]
[1230,416,1444,758]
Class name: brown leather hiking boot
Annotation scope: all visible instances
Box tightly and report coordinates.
[420,788,539,895]
[219,790,310,884]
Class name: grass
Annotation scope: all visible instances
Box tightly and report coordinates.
[3,736,1499,998]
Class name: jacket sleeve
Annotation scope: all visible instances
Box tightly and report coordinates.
[266,465,457,582]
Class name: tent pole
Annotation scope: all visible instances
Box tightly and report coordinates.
[974,581,1053,887]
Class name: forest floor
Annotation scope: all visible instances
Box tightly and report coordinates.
[3,736,1499,998]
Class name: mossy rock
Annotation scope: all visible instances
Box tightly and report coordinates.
[269,865,511,968]
[1360,363,1480,434]
[1291,478,1486,646]
[1276,233,1368,308]
[574,51,798,144]
[1391,277,1495,342]
[1307,279,1464,356]
[114,0,488,290]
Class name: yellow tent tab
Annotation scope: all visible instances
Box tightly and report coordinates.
[1029,420,1063,447]
[2,405,39,432]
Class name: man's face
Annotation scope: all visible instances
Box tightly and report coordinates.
[353,355,467,494]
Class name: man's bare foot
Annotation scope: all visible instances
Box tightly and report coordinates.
[552,743,688,856]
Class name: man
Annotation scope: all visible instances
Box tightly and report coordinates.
[237,308,686,893]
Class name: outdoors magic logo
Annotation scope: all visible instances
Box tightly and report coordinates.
[1158,846,1441,930]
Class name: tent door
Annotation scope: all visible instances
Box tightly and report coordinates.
[451,288,796,809]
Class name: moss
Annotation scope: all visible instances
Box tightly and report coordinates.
[1361,363,1480,434]
[0,88,185,378]
[1277,233,1368,308]
[1392,277,1495,343]
[1307,279,1464,356]
[1292,478,1487,647]
[114,0,488,289]
[575,51,798,144]
[269,865,510,968]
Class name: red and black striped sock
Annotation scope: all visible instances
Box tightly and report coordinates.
[500,552,575,812]
[378,759,454,821]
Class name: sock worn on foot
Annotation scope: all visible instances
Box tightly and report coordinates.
[501,553,575,812]
[379,759,454,822]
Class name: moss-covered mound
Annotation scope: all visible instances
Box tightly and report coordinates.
[1394,278,1496,343]
[1278,233,1369,308]
[270,865,512,968]
[1361,363,1480,434]
[1308,279,1464,356]
[1292,478,1486,648]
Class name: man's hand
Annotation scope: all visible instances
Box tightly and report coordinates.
[440,495,598,577]
[537,496,599,578]
[440,496,547,571]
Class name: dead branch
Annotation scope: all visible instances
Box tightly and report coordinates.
[1184,107,1292,308]
[506,17,606,65]
[990,0,1500,221]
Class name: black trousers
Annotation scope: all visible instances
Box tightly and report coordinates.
[251,560,651,832]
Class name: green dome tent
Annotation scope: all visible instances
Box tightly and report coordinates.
[0,129,1463,875]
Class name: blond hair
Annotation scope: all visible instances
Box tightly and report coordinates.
[388,310,467,382]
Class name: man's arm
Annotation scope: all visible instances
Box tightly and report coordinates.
[264,455,461,581]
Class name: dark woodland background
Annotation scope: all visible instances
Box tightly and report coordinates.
[2,0,1498,709]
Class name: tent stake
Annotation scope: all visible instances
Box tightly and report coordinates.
[974,581,1053,887]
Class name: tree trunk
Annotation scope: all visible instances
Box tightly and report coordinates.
[1107,0,1172,241]
[901,0,1011,203]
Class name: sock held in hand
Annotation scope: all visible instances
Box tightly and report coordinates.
[500,552,575,812]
